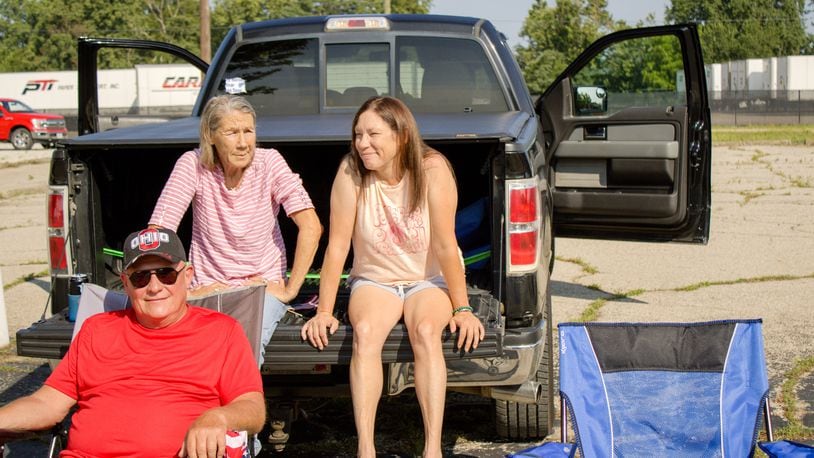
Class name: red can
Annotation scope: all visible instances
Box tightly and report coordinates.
[225,430,249,458]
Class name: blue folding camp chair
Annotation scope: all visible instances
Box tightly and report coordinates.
[510,319,775,457]
[758,439,814,457]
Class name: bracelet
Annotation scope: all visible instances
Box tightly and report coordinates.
[452,306,474,315]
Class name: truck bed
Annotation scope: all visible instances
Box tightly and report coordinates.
[16,289,504,367]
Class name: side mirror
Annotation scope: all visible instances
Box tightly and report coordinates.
[574,86,608,115]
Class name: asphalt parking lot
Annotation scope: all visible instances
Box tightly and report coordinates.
[0,141,812,456]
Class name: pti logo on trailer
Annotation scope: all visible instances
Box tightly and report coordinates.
[22,79,57,95]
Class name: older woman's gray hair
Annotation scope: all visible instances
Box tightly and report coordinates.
[199,95,257,170]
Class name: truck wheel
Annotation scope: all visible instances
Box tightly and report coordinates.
[494,293,556,439]
[11,127,34,150]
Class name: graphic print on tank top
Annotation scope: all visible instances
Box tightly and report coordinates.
[372,203,428,256]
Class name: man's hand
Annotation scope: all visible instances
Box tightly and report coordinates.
[301,311,339,350]
[179,409,228,458]
[178,392,264,457]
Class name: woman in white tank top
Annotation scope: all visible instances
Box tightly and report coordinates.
[301,96,484,458]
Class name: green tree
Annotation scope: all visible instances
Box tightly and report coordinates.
[0,0,431,72]
[0,0,99,71]
[574,34,683,94]
[667,0,812,62]
[135,0,200,51]
[210,0,309,41]
[0,0,199,71]
[211,0,431,51]
[516,0,615,93]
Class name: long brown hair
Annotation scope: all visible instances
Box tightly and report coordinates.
[349,96,429,214]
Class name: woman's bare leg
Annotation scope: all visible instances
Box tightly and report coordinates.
[403,288,453,458]
[348,286,404,458]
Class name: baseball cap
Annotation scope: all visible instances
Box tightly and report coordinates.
[122,227,187,271]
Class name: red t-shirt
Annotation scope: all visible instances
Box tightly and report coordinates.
[45,306,263,457]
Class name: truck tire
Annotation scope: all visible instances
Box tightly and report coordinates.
[494,293,556,439]
[11,127,34,150]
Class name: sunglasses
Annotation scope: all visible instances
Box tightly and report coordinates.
[127,265,186,289]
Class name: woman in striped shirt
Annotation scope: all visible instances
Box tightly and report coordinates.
[150,95,322,365]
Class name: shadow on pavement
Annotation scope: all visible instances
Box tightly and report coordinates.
[551,280,647,303]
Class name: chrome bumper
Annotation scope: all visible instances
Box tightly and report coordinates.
[386,318,547,400]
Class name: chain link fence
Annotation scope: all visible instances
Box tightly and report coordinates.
[711,90,814,125]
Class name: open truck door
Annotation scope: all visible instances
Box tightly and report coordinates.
[77,37,208,135]
[542,24,710,243]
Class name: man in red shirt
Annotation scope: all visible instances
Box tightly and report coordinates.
[0,227,265,457]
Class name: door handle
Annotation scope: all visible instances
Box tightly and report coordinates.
[583,126,607,140]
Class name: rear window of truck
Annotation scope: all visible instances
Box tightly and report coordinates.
[215,36,508,115]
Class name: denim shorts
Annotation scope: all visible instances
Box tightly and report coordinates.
[349,276,448,300]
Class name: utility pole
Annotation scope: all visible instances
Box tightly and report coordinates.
[384,0,391,14]
[200,0,211,63]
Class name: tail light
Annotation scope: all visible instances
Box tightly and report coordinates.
[47,186,70,272]
[507,178,540,273]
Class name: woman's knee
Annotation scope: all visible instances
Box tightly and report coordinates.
[408,319,443,350]
[351,320,386,356]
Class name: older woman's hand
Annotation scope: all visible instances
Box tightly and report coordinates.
[188,282,229,299]
[448,310,485,353]
[238,276,298,303]
[264,279,298,304]
[300,312,340,350]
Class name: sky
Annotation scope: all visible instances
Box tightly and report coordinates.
[429,0,670,49]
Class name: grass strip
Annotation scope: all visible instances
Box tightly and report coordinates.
[713,124,814,145]
[671,273,814,292]
[572,289,645,323]
[555,256,598,275]
[569,273,814,323]
[0,187,45,200]
[0,158,50,169]
[3,269,49,289]
[773,356,814,440]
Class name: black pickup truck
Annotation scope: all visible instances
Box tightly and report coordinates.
[17,14,710,446]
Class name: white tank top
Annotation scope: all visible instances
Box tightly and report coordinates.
[350,173,441,285]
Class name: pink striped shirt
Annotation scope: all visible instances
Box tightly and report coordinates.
[150,148,313,288]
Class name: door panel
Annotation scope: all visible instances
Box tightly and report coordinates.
[541,25,710,243]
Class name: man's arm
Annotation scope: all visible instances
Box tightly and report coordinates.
[0,385,75,437]
[179,391,265,458]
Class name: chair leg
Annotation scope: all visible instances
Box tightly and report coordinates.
[47,415,71,458]
[764,397,774,442]
[47,431,62,458]
[561,396,568,443]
